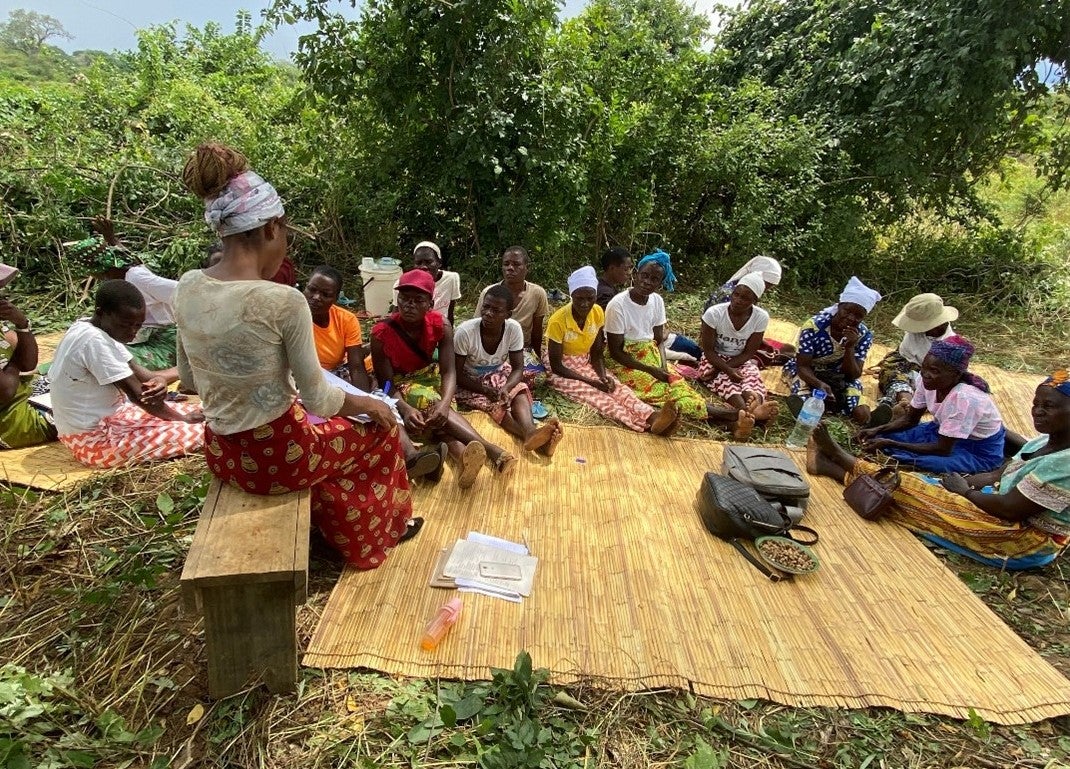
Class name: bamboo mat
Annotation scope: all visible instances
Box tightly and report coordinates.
[0,442,98,491]
[35,331,65,364]
[762,319,1040,435]
[305,415,1070,725]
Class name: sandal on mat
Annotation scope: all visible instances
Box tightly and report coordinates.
[457,442,486,489]
[399,517,424,543]
[493,451,518,476]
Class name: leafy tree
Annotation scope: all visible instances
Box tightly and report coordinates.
[0,9,72,56]
[716,0,1070,212]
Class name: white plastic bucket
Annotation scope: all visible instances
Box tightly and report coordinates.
[359,259,402,316]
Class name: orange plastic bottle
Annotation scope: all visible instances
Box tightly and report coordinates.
[420,598,463,651]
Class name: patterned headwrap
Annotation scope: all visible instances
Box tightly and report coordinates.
[636,249,676,292]
[1040,369,1070,397]
[204,170,285,237]
[928,335,990,392]
[66,236,135,275]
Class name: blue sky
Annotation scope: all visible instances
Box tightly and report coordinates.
[0,0,724,60]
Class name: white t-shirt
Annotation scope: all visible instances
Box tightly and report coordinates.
[911,381,1003,439]
[701,302,770,358]
[604,291,666,342]
[126,265,177,327]
[453,318,524,376]
[898,325,955,366]
[432,271,462,316]
[49,320,133,436]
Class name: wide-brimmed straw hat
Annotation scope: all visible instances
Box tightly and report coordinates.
[892,293,959,333]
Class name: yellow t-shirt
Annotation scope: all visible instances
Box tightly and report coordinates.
[546,303,604,357]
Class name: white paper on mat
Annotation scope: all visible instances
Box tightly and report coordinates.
[443,538,538,597]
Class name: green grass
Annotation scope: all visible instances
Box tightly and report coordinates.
[4,459,1070,768]
[3,258,1069,767]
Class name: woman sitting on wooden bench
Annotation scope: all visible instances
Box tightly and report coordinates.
[176,143,418,569]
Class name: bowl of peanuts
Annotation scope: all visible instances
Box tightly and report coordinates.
[754,536,819,575]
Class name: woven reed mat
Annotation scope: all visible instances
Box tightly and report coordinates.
[305,415,1070,724]
[761,319,1039,435]
[0,442,98,491]
[35,331,65,364]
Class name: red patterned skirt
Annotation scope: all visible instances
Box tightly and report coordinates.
[61,401,203,468]
[204,401,412,569]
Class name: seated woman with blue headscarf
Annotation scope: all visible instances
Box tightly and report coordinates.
[784,276,883,426]
[604,250,754,438]
[859,335,1006,474]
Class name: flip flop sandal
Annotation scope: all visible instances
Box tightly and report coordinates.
[457,441,486,489]
[426,442,448,483]
[399,517,425,543]
[868,403,893,428]
[650,402,679,435]
[494,451,518,476]
[531,400,550,420]
[406,446,443,479]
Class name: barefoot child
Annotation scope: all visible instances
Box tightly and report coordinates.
[455,285,562,456]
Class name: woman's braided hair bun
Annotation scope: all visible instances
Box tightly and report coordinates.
[182,143,249,199]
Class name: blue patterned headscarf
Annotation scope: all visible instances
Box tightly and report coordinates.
[1041,370,1070,397]
[636,249,676,292]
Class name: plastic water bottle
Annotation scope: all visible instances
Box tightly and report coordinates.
[420,598,462,651]
[785,389,827,450]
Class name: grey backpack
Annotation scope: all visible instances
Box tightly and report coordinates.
[721,445,810,523]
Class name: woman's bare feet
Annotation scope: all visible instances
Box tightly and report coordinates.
[649,402,679,435]
[493,450,518,476]
[541,419,565,458]
[732,410,756,441]
[457,441,486,489]
[806,423,857,482]
[745,394,780,422]
[522,422,556,452]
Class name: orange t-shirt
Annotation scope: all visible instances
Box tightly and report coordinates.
[312,304,364,370]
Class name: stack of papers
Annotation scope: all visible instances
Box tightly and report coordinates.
[307,369,403,425]
[429,531,538,603]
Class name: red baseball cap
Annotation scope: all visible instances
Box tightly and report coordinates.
[396,269,435,297]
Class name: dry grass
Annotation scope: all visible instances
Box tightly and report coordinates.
[3,449,1070,767]
[2,290,1069,767]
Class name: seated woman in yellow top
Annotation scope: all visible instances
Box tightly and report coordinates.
[304,264,372,389]
[545,267,677,435]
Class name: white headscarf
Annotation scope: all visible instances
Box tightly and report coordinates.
[413,240,441,258]
[567,265,599,295]
[729,255,782,286]
[736,272,766,300]
[204,171,285,237]
[838,276,882,313]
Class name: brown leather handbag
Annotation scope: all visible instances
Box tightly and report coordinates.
[843,468,901,521]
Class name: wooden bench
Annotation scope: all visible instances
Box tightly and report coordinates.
[180,478,311,698]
